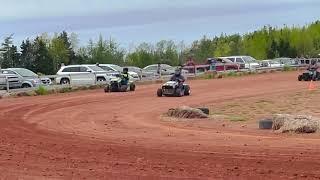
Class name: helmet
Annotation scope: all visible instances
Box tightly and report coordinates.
[175,68,181,76]
[123,68,128,73]
[312,60,317,65]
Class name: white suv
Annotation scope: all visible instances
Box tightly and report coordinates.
[56,65,116,85]
[219,56,260,69]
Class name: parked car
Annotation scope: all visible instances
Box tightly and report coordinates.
[97,64,140,81]
[56,65,114,85]
[1,68,51,88]
[260,60,283,68]
[144,64,187,76]
[143,64,174,75]
[0,73,22,90]
[124,66,155,78]
[206,58,239,71]
[219,56,260,69]
[273,57,298,66]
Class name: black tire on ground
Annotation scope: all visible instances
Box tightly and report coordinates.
[104,85,110,93]
[60,78,70,85]
[21,83,32,88]
[157,88,163,97]
[259,119,273,129]
[184,85,190,96]
[197,108,209,115]
[130,84,136,91]
[298,75,303,81]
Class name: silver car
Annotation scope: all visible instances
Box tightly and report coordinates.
[0,73,22,90]
[143,64,176,76]
[97,64,140,81]
[143,64,188,76]
[1,68,50,88]
[124,66,155,78]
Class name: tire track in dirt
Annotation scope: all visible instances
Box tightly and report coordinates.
[1,71,320,179]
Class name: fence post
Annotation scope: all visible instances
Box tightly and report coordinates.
[140,69,143,80]
[5,76,9,93]
[69,74,72,87]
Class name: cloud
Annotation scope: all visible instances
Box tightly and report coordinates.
[1,0,318,34]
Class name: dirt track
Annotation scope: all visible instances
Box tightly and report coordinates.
[1,71,320,179]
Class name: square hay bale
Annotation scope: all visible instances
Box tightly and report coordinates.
[272,114,320,133]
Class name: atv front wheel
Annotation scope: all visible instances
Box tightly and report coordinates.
[298,75,303,81]
[157,88,163,97]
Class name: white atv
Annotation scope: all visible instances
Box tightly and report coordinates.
[157,80,190,97]
[104,76,136,93]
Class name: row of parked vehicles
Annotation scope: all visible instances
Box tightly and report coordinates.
[0,63,186,90]
[1,56,306,90]
[183,56,300,73]
[55,63,186,85]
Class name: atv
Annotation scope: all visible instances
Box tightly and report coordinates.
[298,69,320,81]
[157,79,190,97]
[104,76,136,93]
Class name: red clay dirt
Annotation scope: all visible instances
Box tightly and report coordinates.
[1,71,320,179]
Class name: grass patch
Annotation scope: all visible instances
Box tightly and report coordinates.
[225,103,241,108]
[59,87,73,93]
[228,115,248,122]
[283,65,295,71]
[35,86,48,95]
[226,71,238,77]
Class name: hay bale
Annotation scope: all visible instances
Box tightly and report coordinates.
[272,114,320,133]
[167,106,208,119]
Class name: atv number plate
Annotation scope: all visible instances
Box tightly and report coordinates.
[163,89,174,94]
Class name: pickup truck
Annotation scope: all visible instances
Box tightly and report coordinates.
[0,74,22,90]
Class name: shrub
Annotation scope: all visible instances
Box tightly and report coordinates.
[35,86,48,96]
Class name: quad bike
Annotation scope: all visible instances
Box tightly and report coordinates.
[298,69,320,81]
[157,79,190,97]
[104,75,136,93]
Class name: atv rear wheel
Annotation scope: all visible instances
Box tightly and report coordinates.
[157,88,163,97]
[104,85,110,93]
[184,85,190,96]
[130,84,136,91]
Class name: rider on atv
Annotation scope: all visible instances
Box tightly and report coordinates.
[307,60,319,80]
[120,68,130,85]
[170,68,185,88]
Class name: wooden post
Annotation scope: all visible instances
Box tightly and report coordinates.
[6,76,9,92]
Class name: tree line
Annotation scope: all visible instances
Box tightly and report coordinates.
[1,21,320,74]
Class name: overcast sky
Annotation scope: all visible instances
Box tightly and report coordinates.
[0,0,319,47]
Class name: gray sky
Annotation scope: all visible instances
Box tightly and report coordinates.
[0,0,319,47]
